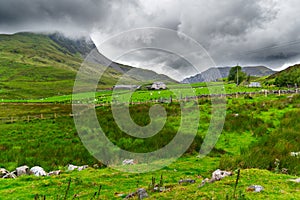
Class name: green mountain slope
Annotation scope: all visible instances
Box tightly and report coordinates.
[267,64,300,87]
[0,32,175,99]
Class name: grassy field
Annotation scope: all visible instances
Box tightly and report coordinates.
[0,93,299,199]
[0,156,299,200]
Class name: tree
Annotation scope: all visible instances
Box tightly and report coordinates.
[228,65,247,85]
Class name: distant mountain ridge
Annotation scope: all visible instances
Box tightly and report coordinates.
[0,32,175,99]
[182,66,276,83]
[48,33,96,57]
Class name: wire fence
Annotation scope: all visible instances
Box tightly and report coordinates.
[1,89,298,124]
[0,113,73,124]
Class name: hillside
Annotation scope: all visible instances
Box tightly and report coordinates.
[0,32,175,99]
[182,66,275,83]
[267,64,300,87]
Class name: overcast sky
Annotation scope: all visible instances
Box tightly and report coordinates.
[1,0,300,80]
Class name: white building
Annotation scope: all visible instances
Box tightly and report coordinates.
[248,82,261,88]
[150,82,167,90]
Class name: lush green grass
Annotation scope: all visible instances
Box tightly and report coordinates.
[0,157,299,199]
[0,88,299,199]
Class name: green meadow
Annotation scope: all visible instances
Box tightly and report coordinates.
[0,91,299,199]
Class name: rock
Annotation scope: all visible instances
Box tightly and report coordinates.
[2,173,17,179]
[47,170,61,176]
[199,178,210,188]
[137,188,148,199]
[68,164,78,171]
[30,166,47,176]
[178,179,196,184]
[247,185,264,192]
[198,169,232,187]
[290,152,300,157]
[281,168,288,174]
[0,168,16,179]
[125,192,136,199]
[211,169,232,182]
[15,165,30,176]
[125,188,149,199]
[67,164,88,171]
[153,186,167,192]
[122,159,135,165]
[0,168,9,178]
[93,164,100,168]
[77,165,88,171]
[288,178,300,183]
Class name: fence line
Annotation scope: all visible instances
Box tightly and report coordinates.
[94,89,299,106]
[0,113,73,124]
[1,89,298,124]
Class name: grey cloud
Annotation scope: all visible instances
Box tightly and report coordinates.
[0,0,300,76]
[0,0,139,37]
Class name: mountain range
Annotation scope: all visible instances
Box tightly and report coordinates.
[182,66,276,83]
[0,32,175,99]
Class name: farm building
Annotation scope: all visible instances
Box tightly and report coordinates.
[248,82,261,88]
[150,82,167,90]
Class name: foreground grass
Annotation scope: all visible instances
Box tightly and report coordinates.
[0,156,299,199]
[0,94,299,199]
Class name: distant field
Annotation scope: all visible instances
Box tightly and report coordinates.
[0,82,285,104]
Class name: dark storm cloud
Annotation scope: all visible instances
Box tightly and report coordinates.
[0,0,141,37]
[1,0,300,78]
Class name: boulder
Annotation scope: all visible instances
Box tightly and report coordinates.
[30,166,47,176]
[125,192,136,199]
[178,179,196,184]
[67,164,88,171]
[247,185,264,192]
[0,168,16,179]
[15,165,30,176]
[77,165,88,171]
[288,178,300,183]
[122,159,135,165]
[290,152,300,157]
[137,188,148,199]
[0,168,9,178]
[48,170,61,176]
[211,169,232,182]
[199,169,233,187]
[68,164,78,171]
[125,188,148,199]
